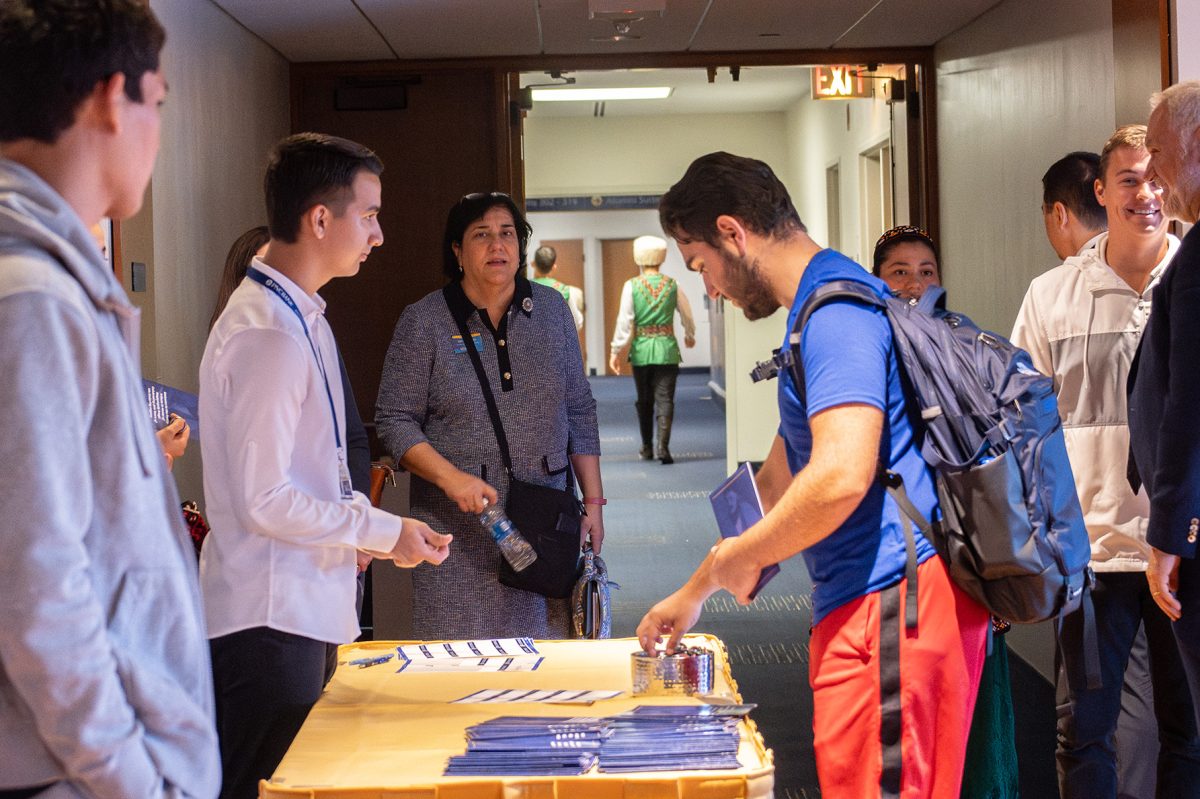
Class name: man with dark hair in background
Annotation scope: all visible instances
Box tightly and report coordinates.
[639,152,989,797]
[1014,126,1200,798]
[0,1,221,796]
[531,244,585,331]
[1042,151,1108,261]
[200,133,452,797]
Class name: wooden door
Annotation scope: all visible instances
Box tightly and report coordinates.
[291,65,512,434]
[537,238,585,366]
[601,238,639,375]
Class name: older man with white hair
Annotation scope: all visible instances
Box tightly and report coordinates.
[609,235,696,464]
[1130,79,1200,728]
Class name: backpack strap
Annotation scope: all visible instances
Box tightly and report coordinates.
[879,469,924,631]
[791,280,887,400]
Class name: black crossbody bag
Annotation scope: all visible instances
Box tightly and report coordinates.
[446,291,582,598]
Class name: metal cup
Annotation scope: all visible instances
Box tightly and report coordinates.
[631,649,715,696]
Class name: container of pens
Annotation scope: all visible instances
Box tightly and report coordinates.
[631,646,714,696]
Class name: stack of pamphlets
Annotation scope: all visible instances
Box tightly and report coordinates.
[442,705,755,776]
[443,716,609,776]
[597,705,753,773]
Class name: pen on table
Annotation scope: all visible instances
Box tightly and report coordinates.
[348,654,394,668]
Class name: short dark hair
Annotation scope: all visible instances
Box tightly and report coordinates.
[1042,151,1106,231]
[659,152,805,246]
[0,0,166,143]
[872,225,940,275]
[264,133,384,244]
[533,245,556,273]
[442,192,532,282]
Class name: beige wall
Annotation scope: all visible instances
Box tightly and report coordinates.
[122,0,290,502]
[1174,1,1200,81]
[524,111,790,197]
[935,0,1116,338]
[783,80,909,265]
[935,0,1116,679]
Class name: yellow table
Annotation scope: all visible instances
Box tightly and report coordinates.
[263,635,774,798]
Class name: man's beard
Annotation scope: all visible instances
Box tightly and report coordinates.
[720,249,778,321]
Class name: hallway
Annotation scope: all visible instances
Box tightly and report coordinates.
[593,370,1057,798]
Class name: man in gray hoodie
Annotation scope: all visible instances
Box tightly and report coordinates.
[0,2,220,797]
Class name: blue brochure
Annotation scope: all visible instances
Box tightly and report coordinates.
[143,379,200,437]
[708,462,779,599]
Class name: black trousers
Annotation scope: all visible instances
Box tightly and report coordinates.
[1176,553,1200,732]
[211,627,329,799]
[631,363,678,447]
[1055,571,1200,798]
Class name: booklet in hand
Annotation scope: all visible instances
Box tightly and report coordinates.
[708,461,779,600]
[143,379,199,437]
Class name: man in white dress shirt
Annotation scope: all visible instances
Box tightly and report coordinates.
[200,133,452,798]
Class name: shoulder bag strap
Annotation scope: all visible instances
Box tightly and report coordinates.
[444,289,514,478]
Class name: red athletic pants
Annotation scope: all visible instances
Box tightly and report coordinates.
[809,556,990,798]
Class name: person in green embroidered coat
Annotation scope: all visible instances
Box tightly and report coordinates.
[531,245,584,331]
[608,235,695,464]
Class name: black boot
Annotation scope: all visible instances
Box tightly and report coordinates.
[636,399,654,459]
[657,415,673,465]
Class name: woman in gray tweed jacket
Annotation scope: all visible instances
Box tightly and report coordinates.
[376,192,606,640]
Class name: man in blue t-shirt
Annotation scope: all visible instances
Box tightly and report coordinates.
[637,152,989,798]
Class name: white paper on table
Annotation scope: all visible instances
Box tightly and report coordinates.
[396,656,544,674]
[396,638,540,662]
[452,688,622,704]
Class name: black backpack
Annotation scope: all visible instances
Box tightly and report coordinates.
[753,280,1094,635]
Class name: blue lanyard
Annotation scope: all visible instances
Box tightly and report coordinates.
[245,266,342,451]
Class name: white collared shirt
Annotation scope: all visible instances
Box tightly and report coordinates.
[199,258,401,643]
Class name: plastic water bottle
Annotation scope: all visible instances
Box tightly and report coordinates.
[479,503,537,572]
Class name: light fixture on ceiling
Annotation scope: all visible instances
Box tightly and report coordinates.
[590,19,641,41]
[530,86,672,102]
[587,0,666,20]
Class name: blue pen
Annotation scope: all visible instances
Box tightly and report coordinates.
[348,654,394,668]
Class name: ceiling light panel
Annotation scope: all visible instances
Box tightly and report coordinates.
[532,86,673,101]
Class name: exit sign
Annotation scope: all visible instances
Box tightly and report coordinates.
[811,66,872,99]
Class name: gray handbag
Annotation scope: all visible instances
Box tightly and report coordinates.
[571,543,616,639]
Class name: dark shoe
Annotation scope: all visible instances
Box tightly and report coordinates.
[656,414,674,464]
[639,444,654,460]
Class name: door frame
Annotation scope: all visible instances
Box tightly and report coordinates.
[293,46,939,238]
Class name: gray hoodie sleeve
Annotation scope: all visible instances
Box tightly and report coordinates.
[0,288,163,797]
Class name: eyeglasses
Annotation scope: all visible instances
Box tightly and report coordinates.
[874,225,935,252]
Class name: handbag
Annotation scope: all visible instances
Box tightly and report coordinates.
[571,541,616,639]
[446,290,583,598]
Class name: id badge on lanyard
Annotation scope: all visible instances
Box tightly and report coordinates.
[337,448,354,501]
[247,266,355,501]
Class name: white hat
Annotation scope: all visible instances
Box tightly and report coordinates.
[633,235,667,267]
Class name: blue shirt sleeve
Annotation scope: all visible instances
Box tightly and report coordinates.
[800,298,890,416]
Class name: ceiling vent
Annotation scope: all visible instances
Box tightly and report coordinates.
[587,0,666,21]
